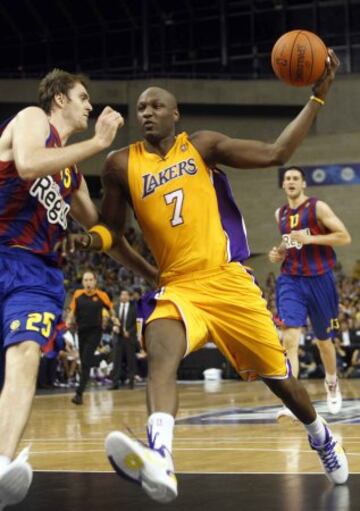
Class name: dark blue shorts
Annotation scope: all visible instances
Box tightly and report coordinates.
[276,271,339,340]
[0,246,65,351]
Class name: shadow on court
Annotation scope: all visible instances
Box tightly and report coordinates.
[12,473,357,511]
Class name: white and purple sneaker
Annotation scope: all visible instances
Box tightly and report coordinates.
[105,430,177,503]
[309,426,348,485]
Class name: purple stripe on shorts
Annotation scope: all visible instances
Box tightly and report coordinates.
[136,289,159,334]
[212,169,250,262]
[286,357,293,378]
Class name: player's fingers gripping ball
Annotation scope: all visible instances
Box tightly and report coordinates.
[271,30,328,87]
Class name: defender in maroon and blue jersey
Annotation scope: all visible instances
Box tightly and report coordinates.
[0,117,82,354]
[269,166,351,416]
[0,119,82,266]
[0,68,125,508]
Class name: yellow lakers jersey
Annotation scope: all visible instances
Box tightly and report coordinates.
[128,132,250,278]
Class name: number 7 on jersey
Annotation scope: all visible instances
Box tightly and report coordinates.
[164,189,184,227]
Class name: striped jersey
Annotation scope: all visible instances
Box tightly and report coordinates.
[0,117,82,265]
[278,197,336,276]
[128,131,250,278]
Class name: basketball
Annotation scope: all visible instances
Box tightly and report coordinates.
[271,30,328,87]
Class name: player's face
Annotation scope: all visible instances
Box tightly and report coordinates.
[136,92,178,142]
[82,272,96,290]
[282,170,306,199]
[64,82,92,132]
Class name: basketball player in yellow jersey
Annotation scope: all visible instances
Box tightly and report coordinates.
[102,49,348,503]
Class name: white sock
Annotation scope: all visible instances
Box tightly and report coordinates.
[0,455,11,474]
[304,415,327,445]
[147,412,175,453]
[325,373,337,385]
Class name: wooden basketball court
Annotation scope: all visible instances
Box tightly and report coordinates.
[13,379,360,510]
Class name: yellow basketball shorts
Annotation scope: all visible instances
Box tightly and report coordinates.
[137,263,289,381]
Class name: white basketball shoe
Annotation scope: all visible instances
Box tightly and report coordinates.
[309,425,348,485]
[325,380,342,415]
[105,430,177,503]
[0,447,32,510]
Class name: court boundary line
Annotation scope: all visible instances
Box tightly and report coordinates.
[33,469,360,475]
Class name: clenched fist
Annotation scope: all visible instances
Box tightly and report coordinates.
[94,106,124,149]
[268,245,286,263]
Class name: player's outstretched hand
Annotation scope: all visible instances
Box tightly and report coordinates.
[94,106,124,149]
[55,232,93,256]
[312,49,340,100]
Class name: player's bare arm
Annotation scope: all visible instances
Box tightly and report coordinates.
[101,149,130,234]
[101,149,159,284]
[268,208,286,263]
[67,168,158,284]
[290,201,351,247]
[12,106,123,180]
[70,177,100,229]
[191,50,339,169]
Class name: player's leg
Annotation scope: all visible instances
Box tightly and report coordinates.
[275,275,308,420]
[145,318,186,415]
[316,338,342,414]
[0,342,40,459]
[106,290,208,503]
[0,341,39,509]
[263,374,348,483]
[277,327,302,422]
[263,375,316,421]
[306,271,342,414]
[0,254,65,508]
[106,318,186,503]
[207,263,348,484]
[282,327,302,378]
[316,338,337,376]
[263,375,347,483]
[276,274,307,379]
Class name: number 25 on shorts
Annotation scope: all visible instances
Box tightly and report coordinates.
[26,312,56,338]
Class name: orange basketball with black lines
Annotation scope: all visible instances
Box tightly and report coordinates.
[271,30,328,87]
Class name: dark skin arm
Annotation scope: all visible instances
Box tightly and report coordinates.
[101,149,158,285]
[190,49,339,169]
[58,169,157,285]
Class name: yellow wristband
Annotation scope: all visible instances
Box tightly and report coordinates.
[89,224,113,251]
[310,95,325,106]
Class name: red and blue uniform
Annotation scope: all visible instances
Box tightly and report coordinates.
[276,197,339,340]
[278,197,336,276]
[0,116,82,370]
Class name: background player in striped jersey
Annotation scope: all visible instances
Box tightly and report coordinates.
[0,69,156,509]
[269,166,351,420]
[102,50,349,503]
